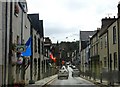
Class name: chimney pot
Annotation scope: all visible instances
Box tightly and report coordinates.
[119,1,120,4]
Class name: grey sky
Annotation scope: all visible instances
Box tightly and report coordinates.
[27,0,119,43]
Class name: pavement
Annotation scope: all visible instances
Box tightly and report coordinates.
[26,73,120,87]
[80,76,120,87]
[26,75,57,87]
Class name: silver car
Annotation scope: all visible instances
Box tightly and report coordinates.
[58,66,69,79]
[72,68,80,77]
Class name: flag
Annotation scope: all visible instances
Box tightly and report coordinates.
[50,53,54,60]
[49,52,56,62]
[21,36,32,56]
[25,36,32,47]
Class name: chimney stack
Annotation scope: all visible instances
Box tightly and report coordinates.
[101,17,116,28]
[118,1,120,18]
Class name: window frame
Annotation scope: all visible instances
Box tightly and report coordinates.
[113,26,117,44]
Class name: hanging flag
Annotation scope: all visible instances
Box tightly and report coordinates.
[50,52,54,60]
[53,57,56,63]
[25,36,32,47]
[21,36,32,56]
[49,52,56,62]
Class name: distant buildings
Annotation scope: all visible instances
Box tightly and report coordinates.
[79,31,96,73]
[79,2,120,83]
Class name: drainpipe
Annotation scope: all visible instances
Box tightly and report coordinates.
[21,8,23,44]
[8,1,13,85]
[29,25,35,84]
[107,30,112,85]
[3,2,8,86]
[20,5,26,81]
[107,30,109,71]
[117,17,120,83]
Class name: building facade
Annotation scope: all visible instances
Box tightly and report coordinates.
[1,1,31,86]
[79,31,96,73]
[90,29,100,79]
[11,1,31,85]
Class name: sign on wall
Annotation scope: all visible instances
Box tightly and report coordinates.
[16,45,26,52]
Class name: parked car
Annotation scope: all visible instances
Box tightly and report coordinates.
[58,66,69,79]
[72,68,80,77]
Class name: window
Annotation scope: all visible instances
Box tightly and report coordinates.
[96,43,98,55]
[96,35,98,41]
[105,35,107,48]
[45,49,48,57]
[100,38,103,49]
[114,52,117,70]
[113,26,116,44]
[104,57,107,67]
[90,46,93,57]
[16,35,20,44]
[109,54,112,70]
[34,58,37,76]
[94,45,95,55]
[34,35,37,53]
[38,58,40,80]
[38,38,40,54]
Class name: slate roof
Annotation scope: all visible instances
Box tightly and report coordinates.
[80,31,96,41]
[80,31,96,51]
[39,20,44,37]
[28,14,44,37]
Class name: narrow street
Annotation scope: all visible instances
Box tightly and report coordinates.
[1,1,120,86]
[43,66,97,87]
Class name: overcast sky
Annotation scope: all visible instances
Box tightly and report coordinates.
[27,0,119,43]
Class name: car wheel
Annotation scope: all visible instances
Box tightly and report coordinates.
[58,76,59,79]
